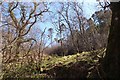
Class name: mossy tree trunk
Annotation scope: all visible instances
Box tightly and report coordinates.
[102,2,120,79]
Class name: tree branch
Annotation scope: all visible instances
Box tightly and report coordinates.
[21,16,37,36]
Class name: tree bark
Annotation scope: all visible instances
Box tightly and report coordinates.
[102,2,120,79]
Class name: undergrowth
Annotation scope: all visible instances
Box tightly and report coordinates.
[2,48,106,79]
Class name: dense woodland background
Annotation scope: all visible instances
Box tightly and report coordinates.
[0,1,120,79]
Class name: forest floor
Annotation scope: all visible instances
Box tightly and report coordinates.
[2,48,106,79]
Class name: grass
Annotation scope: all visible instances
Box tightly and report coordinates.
[40,48,106,71]
[2,48,106,79]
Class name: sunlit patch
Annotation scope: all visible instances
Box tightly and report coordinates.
[115,17,118,21]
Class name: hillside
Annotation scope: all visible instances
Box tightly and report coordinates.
[2,48,106,79]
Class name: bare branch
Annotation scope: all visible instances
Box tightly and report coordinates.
[8,3,20,30]
[19,5,26,26]
[20,3,37,32]
[20,3,49,36]
[10,2,19,11]
[99,2,110,10]
[21,38,37,44]
[21,16,37,36]
[34,9,49,17]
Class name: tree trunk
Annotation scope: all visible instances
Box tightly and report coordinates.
[102,2,120,79]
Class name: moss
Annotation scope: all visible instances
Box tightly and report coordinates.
[3,48,106,78]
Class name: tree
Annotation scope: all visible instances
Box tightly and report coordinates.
[48,28,53,47]
[1,2,49,63]
[102,2,120,79]
[57,2,85,53]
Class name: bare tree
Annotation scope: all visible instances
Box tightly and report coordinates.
[56,2,87,53]
[48,28,53,47]
[1,2,49,63]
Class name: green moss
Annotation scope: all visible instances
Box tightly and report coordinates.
[3,48,106,78]
[40,48,106,71]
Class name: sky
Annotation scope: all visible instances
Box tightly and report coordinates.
[83,2,100,19]
[1,0,104,46]
[2,0,113,2]
[38,1,101,30]
[34,1,102,46]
